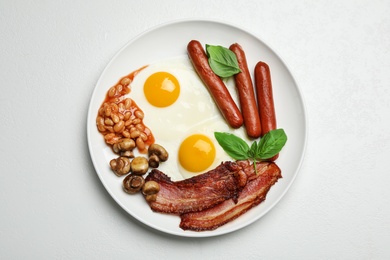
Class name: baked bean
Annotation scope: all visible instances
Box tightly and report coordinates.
[98,107,104,116]
[130,129,140,139]
[111,103,119,112]
[118,102,125,112]
[105,134,121,145]
[140,132,148,141]
[120,77,131,86]
[136,137,145,151]
[108,86,116,97]
[132,118,141,125]
[124,98,132,109]
[122,131,130,138]
[104,133,116,142]
[124,111,131,121]
[135,123,144,132]
[104,118,114,126]
[111,114,120,124]
[114,121,125,133]
[116,84,123,93]
[97,124,106,132]
[105,126,114,133]
[105,106,111,117]
[134,110,144,119]
[97,116,104,125]
[124,119,132,127]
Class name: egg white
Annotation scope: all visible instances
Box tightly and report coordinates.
[129,56,250,181]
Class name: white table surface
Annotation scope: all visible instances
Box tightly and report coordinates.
[1,1,389,259]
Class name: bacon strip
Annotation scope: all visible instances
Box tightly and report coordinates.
[145,161,245,214]
[179,162,281,231]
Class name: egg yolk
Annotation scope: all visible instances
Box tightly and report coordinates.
[178,134,216,173]
[143,71,180,107]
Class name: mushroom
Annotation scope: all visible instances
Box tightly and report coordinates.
[148,144,168,168]
[123,174,145,194]
[142,181,160,202]
[110,156,131,176]
[148,154,160,168]
[142,181,160,196]
[113,138,136,157]
[145,193,158,202]
[121,150,134,158]
[130,156,149,175]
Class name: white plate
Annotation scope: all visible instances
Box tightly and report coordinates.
[87,19,307,237]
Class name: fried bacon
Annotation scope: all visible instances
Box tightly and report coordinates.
[144,160,282,231]
[179,161,281,231]
[145,161,246,214]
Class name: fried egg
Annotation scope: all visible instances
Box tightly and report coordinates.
[130,56,249,180]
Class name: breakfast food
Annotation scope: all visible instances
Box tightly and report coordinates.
[180,160,281,231]
[142,181,160,202]
[144,160,281,226]
[110,156,131,176]
[123,174,145,194]
[129,56,244,180]
[229,43,262,138]
[96,39,286,232]
[143,71,180,107]
[96,67,154,153]
[254,61,278,161]
[178,134,216,173]
[147,144,169,168]
[187,40,244,129]
[255,61,277,137]
[144,161,246,214]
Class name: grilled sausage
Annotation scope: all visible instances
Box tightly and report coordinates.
[187,40,243,129]
[254,61,278,160]
[229,43,261,138]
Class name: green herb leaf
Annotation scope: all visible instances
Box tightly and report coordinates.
[214,132,249,160]
[206,44,241,78]
[256,129,287,159]
[248,141,257,158]
[214,129,287,175]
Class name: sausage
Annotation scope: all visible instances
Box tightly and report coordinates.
[254,61,278,161]
[187,40,243,129]
[229,43,261,138]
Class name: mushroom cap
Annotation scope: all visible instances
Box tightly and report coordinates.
[130,156,149,175]
[123,174,145,194]
[142,180,160,195]
[148,154,160,168]
[148,144,168,162]
[110,156,131,176]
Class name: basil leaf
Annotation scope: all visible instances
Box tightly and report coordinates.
[256,129,287,159]
[214,132,249,160]
[206,44,241,78]
[248,141,258,158]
